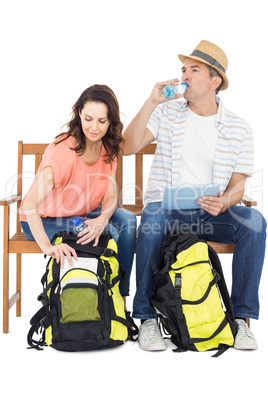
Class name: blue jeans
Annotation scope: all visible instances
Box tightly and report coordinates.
[21,207,137,297]
[133,203,267,320]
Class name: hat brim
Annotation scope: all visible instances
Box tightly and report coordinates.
[178,53,229,91]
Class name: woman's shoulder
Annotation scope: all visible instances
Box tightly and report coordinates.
[45,135,76,159]
[41,135,77,185]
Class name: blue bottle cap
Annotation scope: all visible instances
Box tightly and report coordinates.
[73,218,81,226]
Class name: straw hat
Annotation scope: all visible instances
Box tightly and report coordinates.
[178,40,229,91]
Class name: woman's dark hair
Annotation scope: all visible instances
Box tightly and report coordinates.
[55,84,124,163]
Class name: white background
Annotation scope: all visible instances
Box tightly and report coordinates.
[0,1,267,401]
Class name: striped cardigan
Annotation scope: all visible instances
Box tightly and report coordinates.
[144,97,254,205]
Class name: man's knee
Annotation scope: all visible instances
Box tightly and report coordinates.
[231,206,267,237]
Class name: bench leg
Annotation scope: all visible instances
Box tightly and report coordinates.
[246,318,250,328]
[16,253,21,317]
[3,206,9,333]
[3,254,9,333]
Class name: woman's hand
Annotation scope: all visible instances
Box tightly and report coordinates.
[76,216,107,246]
[43,243,78,268]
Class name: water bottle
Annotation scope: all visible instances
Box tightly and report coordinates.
[162,82,188,98]
[73,218,87,234]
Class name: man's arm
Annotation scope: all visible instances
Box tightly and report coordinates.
[197,173,248,216]
[122,100,156,155]
[122,78,182,155]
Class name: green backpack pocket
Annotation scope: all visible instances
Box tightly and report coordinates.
[60,266,101,324]
[60,284,101,323]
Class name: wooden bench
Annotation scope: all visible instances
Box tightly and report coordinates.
[1,141,256,333]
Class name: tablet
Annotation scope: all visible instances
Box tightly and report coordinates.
[161,184,220,210]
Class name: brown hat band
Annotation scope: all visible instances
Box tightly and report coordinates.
[191,50,226,73]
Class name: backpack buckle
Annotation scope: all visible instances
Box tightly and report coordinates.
[40,316,51,329]
[103,248,115,257]
[37,293,49,307]
[175,274,182,289]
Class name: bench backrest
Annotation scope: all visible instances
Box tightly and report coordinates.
[16,142,49,232]
[116,144,156,215]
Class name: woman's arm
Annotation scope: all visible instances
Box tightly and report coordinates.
[76,171,118,246]
[22,166,77,266]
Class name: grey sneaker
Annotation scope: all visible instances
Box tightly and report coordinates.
[138,319,166,351]
[234,319,258,350]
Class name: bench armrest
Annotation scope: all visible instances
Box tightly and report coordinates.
[241,195,257,207]
[0,195,22,206]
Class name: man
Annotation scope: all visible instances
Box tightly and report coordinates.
[123,40,266,351]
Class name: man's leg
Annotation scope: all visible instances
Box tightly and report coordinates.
[133,202,171,320]
[133,202,170,351]
[199,206,266,320]
[133,203,194,351]
[198,206,266,350]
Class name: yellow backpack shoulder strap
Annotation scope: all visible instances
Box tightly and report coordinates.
[208,245,235,320]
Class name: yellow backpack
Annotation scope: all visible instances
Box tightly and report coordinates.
[150,231,238,357]
[27,231,137,351]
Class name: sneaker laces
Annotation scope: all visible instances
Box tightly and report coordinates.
[144,320,161,339]
[236,319,254,340]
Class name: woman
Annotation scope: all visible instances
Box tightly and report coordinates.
[20,84,136,305]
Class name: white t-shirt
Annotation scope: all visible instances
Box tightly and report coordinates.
[178,107,218,185]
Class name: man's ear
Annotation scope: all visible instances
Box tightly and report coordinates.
[211,76,222,92]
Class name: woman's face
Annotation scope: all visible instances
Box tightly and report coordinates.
[79,101,110,143]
